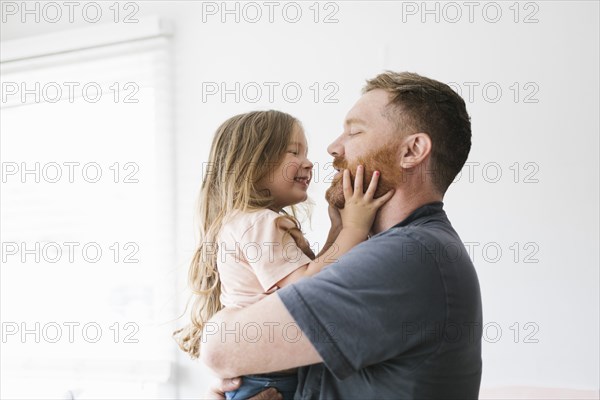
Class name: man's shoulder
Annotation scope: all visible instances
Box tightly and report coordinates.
[337,226,438,276]
[355,218,471,273]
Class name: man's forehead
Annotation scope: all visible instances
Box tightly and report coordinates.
[344,89,392,126]
[344,104,371,127]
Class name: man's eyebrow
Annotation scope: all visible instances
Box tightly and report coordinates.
[344,117,367,127]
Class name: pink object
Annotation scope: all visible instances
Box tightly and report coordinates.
[218,209,312,309]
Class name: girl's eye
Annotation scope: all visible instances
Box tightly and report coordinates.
[288,150,298,155]
[349,131,362,136]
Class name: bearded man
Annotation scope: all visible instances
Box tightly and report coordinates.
[202,71,483,399]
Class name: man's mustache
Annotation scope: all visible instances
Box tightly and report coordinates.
[332,157,349,172]
[332,157,369,179]
[331,156,370,189]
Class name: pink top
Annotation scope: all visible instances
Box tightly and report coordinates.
[217,209,312,309]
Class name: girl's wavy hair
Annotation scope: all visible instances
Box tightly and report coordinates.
[172,110,312,358]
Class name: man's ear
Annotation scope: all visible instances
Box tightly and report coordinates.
[398,133,432,169]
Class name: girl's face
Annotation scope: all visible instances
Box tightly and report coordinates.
[259,125,313,211]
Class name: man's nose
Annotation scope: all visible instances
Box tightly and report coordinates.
[327,135,344,157]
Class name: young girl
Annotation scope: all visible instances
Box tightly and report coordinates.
[174,110,393,400]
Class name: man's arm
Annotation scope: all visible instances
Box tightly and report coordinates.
[201,292,322,378]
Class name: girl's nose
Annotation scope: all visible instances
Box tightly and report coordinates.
[304,158,314,170]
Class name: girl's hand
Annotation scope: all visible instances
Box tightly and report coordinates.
[339,165,394,236]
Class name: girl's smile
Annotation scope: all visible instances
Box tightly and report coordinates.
[258,124,314,209]
[293,175,311,189]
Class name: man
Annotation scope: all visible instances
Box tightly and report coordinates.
[202,71,483,399]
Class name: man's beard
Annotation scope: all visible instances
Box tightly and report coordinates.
[325,143,401,209]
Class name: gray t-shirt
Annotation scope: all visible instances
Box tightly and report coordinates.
[278,202,483,399]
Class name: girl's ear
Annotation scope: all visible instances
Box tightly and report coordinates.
[399,133,432,169]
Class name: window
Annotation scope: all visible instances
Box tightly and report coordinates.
[1,17,176,399]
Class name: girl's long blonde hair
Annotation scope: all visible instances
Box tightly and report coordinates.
[173,110,311,358]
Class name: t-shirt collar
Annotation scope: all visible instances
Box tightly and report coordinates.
[390,201,445,229]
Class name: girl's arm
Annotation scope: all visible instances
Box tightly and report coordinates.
[314,205,342,259]
[275,166,394,288]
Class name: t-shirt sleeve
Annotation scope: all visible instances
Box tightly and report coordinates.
[239,211,312,292]
[277,231,447,380]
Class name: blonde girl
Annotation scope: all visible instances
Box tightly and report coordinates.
[174,110,393,399]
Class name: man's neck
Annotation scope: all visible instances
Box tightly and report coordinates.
[371,189,443,235]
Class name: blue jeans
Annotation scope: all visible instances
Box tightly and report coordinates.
[224,373,298,400]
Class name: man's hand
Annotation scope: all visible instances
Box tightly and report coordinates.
[205,377,282,400]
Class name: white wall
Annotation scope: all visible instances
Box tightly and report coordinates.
[2,1,598,398]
